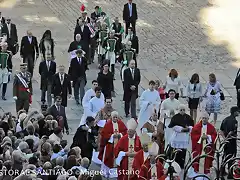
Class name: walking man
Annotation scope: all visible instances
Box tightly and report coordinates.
[123,59,140,118]
[123,0,138,34]
[68,49,88,105]
[13,63,32,113]
[39,53,56,107]
[20,30,39,76]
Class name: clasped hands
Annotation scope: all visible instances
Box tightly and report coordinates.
[130,85,136,91]
[125,152,136,157]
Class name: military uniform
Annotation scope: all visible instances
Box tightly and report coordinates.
[0,50,12,99]
[118,47,136,66]
[13,65,32,112]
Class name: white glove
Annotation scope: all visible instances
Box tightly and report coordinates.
[13,96,17,100]
[107,46,110,50]
[8,72,11,75]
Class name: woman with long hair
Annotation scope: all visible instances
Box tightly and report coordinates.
[164,69,183,99]
[39,30,54,61]
[187,73,202,123]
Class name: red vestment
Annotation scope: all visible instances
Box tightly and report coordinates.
[132,150,145,179]
[234,160,240,178]
[138,159,164,180]
[98,119,127,168]
[191,122,217,174]
[114,134,142,180]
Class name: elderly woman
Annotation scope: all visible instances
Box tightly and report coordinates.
[164,69,183,99]
[204,73,222,124]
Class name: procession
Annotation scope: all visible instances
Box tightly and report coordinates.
[0,0,239,180]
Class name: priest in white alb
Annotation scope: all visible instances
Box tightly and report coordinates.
[137,80,161,134]
[160,89,180,149]
[80,86,105,125]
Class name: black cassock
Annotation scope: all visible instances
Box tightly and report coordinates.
[68,40,87,54]
[168,113,194,168]
[71,125,98,161]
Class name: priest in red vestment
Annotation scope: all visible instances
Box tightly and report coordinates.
[115,118,142,180]
[138,142,164,179]
[191,112,217,174]
[132,132,152,179]
[98,111,128,178]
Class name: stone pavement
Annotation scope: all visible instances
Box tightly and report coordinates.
[1,0,240,178]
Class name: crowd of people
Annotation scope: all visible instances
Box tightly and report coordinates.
[0,0,240,179]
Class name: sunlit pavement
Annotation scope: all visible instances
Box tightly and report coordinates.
[1,0,240,178]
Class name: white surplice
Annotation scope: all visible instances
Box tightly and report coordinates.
[160,98,180,149]
[79,96,105,125]
[82,88,105,108]
[137,89,161,135]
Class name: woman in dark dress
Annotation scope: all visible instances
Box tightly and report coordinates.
[97,61,114,98]
[39,30,54,61]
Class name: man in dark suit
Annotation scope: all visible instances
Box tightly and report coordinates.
[39,53,56,107]
[68,49,88,105]
[20,30,39,76]
[51,65,72,107]
[1,18,18,55]
[91,6,106,22]
[74,20,92,63]
[234,69,240,108]
[48,96,69,135]
[71,116,98,163]
[127,27,139,56]
[123,0,138,34]
[123,59,140,118]
[112,17,124,54]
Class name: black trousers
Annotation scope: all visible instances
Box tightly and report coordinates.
[125,19,136,34]
[174,148,186,169]
[23,55,34,76]
[237,90,240,108]
[111,64,115,77]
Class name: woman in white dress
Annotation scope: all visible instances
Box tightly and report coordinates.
[164,69,183,99]
[39,30,54,61]
[204,73,222,124]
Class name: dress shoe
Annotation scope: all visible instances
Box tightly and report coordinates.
[2,96,6,100]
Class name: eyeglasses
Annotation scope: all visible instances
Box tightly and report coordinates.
[179,109,185,111]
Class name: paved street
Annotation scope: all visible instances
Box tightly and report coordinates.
[1,0,240,178]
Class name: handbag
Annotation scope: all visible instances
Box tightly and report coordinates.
[220,92,225,101]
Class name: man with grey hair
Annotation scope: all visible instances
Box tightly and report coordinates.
[168,104,194,169]
[68,34,84,60]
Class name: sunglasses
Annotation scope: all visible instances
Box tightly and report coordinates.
[179,109,185,111]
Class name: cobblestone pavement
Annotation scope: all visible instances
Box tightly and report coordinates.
[1,0,240,178]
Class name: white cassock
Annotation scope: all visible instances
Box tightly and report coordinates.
[160,98,180,149]
[137,89,161,135]
[82,88,105,108]
[79,96,105,125]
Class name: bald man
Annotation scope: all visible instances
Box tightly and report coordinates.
[20,30,39,76]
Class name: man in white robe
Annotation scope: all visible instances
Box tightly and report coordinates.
[82,80,105,108]
[80,86,105,125]
[137,80,161,135]
[160,89,180,149]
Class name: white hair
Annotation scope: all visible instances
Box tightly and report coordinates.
[111,111,118,118]
[178,104,186,110]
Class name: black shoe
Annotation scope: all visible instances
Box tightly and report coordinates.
[125,114,129,118]
[76,101,80,105]
[2,96,6,100]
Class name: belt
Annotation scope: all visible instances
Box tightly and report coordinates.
[19,87,30,93]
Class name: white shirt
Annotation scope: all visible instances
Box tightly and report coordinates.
[59,73,64,84]
[46,60,51,70]
[7,23,11,37]
[82,88,105,108]
[165,76,182,93]
[160,98,180,116]
[89,96,105,117]
[28,36,32,43]
[81,25,84,32]
[77,57,82,63]
[130,68,134,79]
[128,3,132,17]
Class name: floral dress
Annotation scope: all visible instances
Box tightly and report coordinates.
[205,81,221,113]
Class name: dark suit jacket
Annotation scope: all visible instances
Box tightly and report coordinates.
[51,73,72,107]
[71,124,98,160]
[130,35,139,54]
[1,23,18,43]
[68,57,88,82]
[76,17,91,26]
[20,36,39,58]
[39,60,56,90]
[112,22,123,33]
[123,3,138,21]
[47,104,69,131]
[234,69,240,89]
[90,12,106,21]
[74,25,91,45]
[123,67,141,101]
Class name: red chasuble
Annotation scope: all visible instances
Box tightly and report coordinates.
[191,122,217,174]
[114,134,142,180]
[138,159,164,180]
[98,119,128,168]
[132,150,145,179]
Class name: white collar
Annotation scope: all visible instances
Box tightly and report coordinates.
[128,134,135,139]
[148,120,158,126]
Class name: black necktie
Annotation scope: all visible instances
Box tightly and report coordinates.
[57,105,60,112]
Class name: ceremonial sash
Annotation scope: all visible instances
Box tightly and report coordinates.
[150,164,157,180]
[87,23,95,34]
[113,122,119,148]
[16,73,29,88]
[128,138,135,178]
[198,126,207,174]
